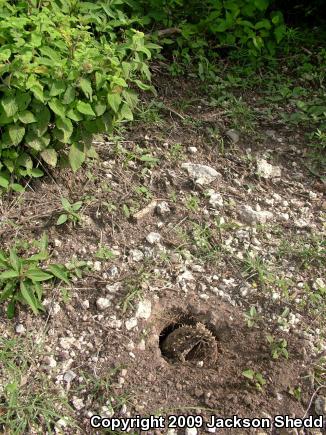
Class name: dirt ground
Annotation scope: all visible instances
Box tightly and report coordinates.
[0,74,325,434]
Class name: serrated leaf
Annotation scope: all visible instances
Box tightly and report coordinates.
[1,95,18,117]
[56,116,73,142]
[8,124,25,145]
[26,268,53,282]
[48,264,70,284]
[76,101,95,116]
[69,142,85,172]
[48,99,66,118]
[63,86,76,105]
[40,148,58,167]
[107,93,121,113]
[18,110,37,124]
[79,78,93,100]
[56,213,68,225]
[50,80,66,97]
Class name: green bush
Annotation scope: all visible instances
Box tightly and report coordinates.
[133,0,287,58]
[0,0,158,191]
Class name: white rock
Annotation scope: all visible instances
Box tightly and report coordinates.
[72,396,85,411]
[101,405,114,418]
[54,239,62,248]
[177,270,195,282]
[256,158,281,179]
[108,316,122,329]
[315,396,326,415]
[240,205,273,225]
[43,355,57,368]
[129,249,144,262]
[93,261,101,272]
[63,370,77,383]
[226,129,240,143]
[59,337,75,350]
[96,297,111,311]
[15,324,26,334]
[146,232,161,245]
[82,300,90,309]
[156,201,171,216]
[185,427,197,435]
[188,146,198,154]
[107,265,119,277]
[181,163,221,185]
[207,189,224,208]
[125,317,138,330]
[138,339,146,350]
[105,282,121,293]
[135,299,152,320]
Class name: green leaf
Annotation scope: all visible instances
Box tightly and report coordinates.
[68,142,85,172]
[242,369,255,380]
[72,201,82,211]
[48,99,66,118]
[11,183,25,193]
[76,101,95,116]
[107,93,122,113]
[61,197,71,210]
[0,173,10,188]
[50,80,66,97]
[63,86,76,105]
[18,111,37,124]
[9,249,20,272]
[56,214,68,225]
[48,264,70,284]
[29,168,44,178]
[40,148,58,167]
[56,116,73,142]
[1,95,18,117]
[79,78,93,100]
[0,270,19,279]
[7,300,15,319]
[274,24,286,43]
[0,282,15,302]
[254,0,269,11]
[20,281,39,314]
[8,124,25,145]
[26,268,53,282]
[120,104,133,121]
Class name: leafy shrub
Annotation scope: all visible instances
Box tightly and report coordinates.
[133,0,287,59]
[0,0,158,190]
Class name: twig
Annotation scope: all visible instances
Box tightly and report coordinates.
[303,384,326,418]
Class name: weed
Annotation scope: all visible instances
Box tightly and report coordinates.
[0,235,70,317]
[244,306,259,328]
[95,246,115,261]
[242,369,266,391]
[266,335,289,360]
[56,197,83,226]
[185,195,200,212]
[120,270,149,313]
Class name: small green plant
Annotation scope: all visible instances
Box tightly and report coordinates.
[243,253,271,287]
[56,197,83,226]
[0,235,70,317]
[242,369,266,391]
[135,185,152,200]
[95,245,115,261]
[120,270,149,313]
[288,386,302,401]
[244,306,259,328]
[185,195,200,212]
[266,335,289,360]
